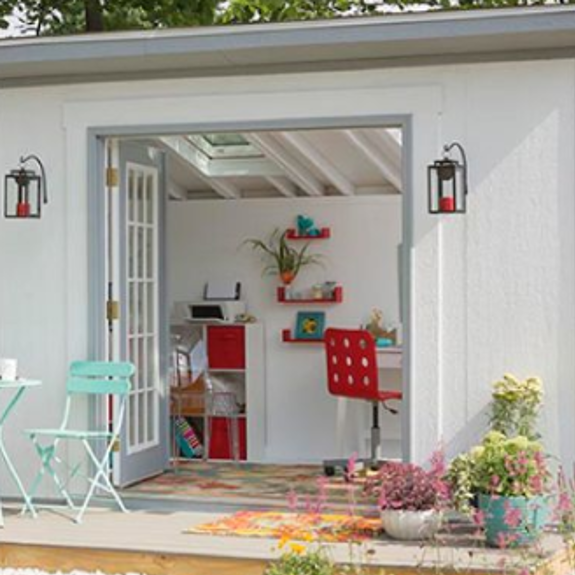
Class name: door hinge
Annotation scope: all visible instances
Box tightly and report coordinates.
[106,167,119,188]
[111,438,121,452]
[106,300,120,321]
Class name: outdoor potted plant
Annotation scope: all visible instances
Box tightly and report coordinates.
[448,431,550,548]
[244,229,323,286]
[475,431,550,548]
[364,461,448,540]
[447,374,550,548]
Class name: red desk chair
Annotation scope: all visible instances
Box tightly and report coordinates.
[323,328,402,476]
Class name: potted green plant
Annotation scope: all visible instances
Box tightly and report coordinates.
[490,374,543,440]
[244,229,323,286]
[364,462,448,540]
[448,432,550,548]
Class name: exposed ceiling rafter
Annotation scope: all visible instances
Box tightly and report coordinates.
[266,176,298,198]
[246,133,325,197]
[279,132,356,196]
[343,130,402,192]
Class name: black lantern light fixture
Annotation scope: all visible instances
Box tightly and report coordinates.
[428,142,468,214]
[4,155,48,219]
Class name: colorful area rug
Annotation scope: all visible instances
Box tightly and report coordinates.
[124,461,368,511]
[186,511,382,543]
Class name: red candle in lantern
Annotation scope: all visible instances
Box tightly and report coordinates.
[16,202,30,218]
[439,197,455,213]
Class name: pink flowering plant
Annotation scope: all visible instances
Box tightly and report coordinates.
[472,432,550,498]
[447,431,550,513]
[364,461,450,512]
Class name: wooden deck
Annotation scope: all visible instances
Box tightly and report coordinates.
[0,504,572,575]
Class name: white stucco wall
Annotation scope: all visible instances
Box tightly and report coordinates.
[0,57,573,496]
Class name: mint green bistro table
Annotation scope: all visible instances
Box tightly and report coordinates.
[0,378,41,527]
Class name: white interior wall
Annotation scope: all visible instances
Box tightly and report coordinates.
[0,57,572,496]
[167,197,403,462]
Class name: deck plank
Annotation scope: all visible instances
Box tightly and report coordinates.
[0,506,571,575]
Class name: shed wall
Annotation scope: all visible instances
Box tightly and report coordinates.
[0,58,573,496]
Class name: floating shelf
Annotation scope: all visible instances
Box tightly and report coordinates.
[277,286,343,304]
[282,329,325,344]
[285,227,331,240]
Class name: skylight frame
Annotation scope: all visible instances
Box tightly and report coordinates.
[188,134,263,159]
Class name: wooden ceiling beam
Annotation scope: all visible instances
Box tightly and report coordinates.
[343,129,402,192]
[278,132,356,196]
[246,133,325,197]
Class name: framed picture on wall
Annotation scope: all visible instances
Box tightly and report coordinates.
[295,311,326,340]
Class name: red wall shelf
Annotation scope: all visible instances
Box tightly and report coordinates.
[285,227,331,240]
[277,286,343,304]
[282,329,325,344]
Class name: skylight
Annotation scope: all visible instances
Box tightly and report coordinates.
[188,134,263,160]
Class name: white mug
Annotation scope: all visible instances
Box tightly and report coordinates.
[0,358,18,381]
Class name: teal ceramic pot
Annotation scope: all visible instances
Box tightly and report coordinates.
[478,494,549,548]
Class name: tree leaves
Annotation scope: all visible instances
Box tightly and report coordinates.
[1,0,574,36]
[0,0,219,35]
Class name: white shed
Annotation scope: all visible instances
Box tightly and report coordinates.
[0,5,573,499]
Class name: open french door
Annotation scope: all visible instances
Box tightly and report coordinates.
[107,141,169,487]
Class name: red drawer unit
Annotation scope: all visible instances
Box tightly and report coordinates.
[208,417,247,460]
[206,325,246,370]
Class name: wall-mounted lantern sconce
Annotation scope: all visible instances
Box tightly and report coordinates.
[428,142,468,214]
[4,155,48,219]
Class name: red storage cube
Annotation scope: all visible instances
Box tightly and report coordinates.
[206,325,245,370]
[208,416,247,460]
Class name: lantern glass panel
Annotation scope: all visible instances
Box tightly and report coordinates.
[4,169,42,218]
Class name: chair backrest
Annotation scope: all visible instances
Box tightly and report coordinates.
[324,328,380,401]
[67,361,134,396]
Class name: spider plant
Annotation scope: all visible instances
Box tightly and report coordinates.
[244,229,323,285]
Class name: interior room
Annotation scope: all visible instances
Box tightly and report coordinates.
[115,125,406,504]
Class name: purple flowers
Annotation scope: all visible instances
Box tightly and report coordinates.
[365,461,449,512]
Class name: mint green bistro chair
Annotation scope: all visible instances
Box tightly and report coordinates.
[25,361,135,524]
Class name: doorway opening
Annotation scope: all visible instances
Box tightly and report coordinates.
[93,120,412,508]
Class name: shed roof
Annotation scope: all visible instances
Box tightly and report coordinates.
[1,6,575,87]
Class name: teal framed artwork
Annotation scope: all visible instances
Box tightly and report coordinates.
[295,311,326,340]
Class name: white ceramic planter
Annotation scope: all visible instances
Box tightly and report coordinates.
[381,509,442,540]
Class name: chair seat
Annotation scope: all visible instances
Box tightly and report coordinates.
[378,390,402,402]
[25,428,114,440]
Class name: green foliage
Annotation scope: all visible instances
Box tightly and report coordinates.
[447,432,550,512]
[244,229,323,280]
[490,374,543,440]
[445,452,476,513]
[447,374,548,513]
[0,0,217,35]
[219,0,352,25]
[471,432,549,498]
[264,548,336,575]
[3,0,575,35]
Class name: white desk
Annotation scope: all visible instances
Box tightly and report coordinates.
[376,347,402,370]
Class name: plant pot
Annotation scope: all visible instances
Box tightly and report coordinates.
[280,271,296,286]
[381,509,442,540]
[478,494,549,548]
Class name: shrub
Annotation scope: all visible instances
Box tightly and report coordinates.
[364,462,449,511]
[490,374,543,440]
[264,547,336,575]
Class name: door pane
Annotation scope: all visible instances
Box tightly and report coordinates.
[146,175,154,224]
[137,173,145,223]
[124,162,160,455]
[137,228,145,279]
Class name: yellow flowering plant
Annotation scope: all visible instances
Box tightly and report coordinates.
[490,374,543,440]
[265,536,336,575]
